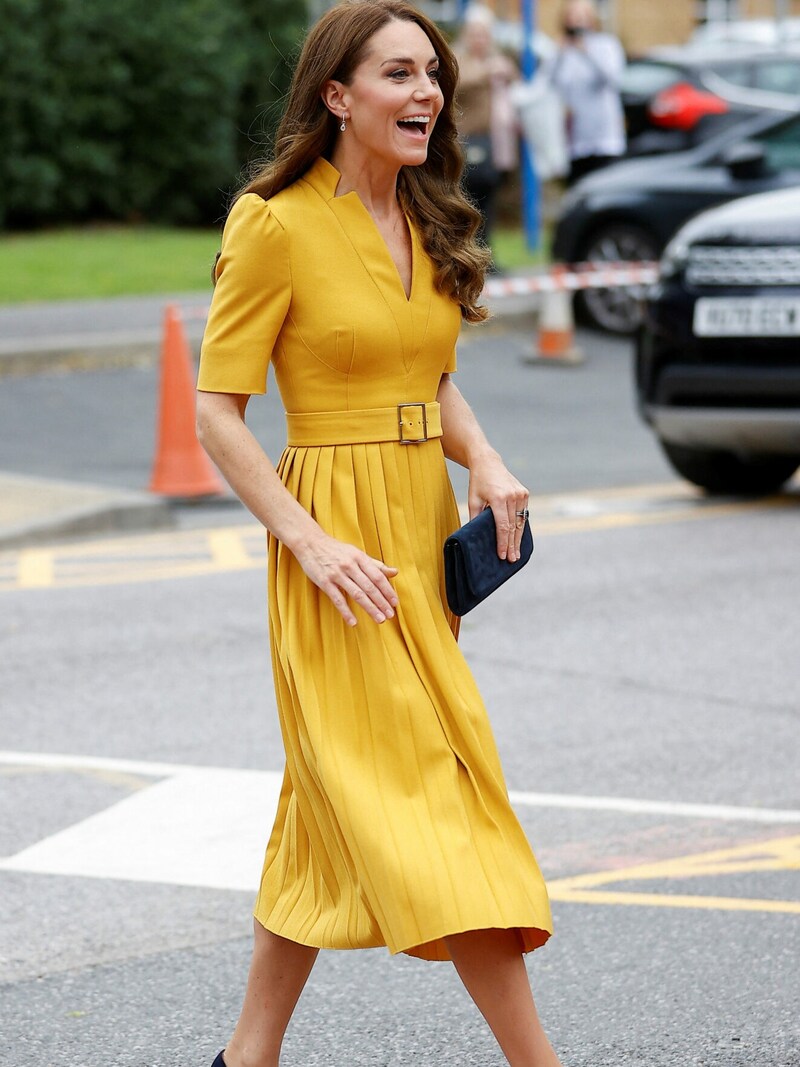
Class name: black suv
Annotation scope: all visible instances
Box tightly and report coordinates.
[636,186,800,494]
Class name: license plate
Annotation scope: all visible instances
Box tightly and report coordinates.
[693,297,800,337]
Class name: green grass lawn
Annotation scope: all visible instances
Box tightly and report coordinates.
[492,226,550,272]
[0,223,549,304]
[0,226,222,304]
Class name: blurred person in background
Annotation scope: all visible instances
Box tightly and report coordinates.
[549,0,626,184]
[453,4,520,259]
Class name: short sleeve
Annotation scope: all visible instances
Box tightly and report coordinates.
[443,347,457,374]
[197,194,291,396]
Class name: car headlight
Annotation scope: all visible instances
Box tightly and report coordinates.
[659,238,689,280]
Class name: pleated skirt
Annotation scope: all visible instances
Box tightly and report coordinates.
[254,438,552,961]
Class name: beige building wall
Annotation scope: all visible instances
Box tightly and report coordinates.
[514,0,696,50]
[607,1,696,51]
[495,0,800,51]
[738,0,800,14]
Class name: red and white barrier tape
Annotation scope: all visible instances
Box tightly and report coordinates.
[482,261,660,299]
[178,261,660,321]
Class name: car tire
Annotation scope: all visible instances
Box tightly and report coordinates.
[660,442,800,495]
[575,222,660,334]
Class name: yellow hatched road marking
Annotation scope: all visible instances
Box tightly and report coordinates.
[16,548,55,588]
[549,834,800,914]
[548,889,800,914]
[207,528,257,570]
[0,482,796,593]
[0,524,267,593]
[535,496,797,535]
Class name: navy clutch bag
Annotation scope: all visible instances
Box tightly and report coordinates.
[443,508,533,616]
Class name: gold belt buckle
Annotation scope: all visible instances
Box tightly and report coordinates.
[397,403,428,444]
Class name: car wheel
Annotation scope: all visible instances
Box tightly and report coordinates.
[575,223,659,334]
[661,442,800,495]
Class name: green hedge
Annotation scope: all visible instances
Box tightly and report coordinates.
[236,0,307,169]
[0,0,307,228]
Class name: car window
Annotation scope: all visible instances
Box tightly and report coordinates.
[708,62,753,89]
[753,61,800,95]
[753,114,800,170]
[621,61,683,96]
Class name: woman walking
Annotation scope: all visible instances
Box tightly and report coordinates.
[196,3,560,1064]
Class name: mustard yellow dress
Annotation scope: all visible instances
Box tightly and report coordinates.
[197,157,552,961]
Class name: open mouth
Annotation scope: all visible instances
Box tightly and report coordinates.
[396,116,430,137]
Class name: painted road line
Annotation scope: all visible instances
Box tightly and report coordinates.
[534,495,797,535]
[0,751,201,778]
[548,835,800,915]
[507,791,800,824]
[2,522,266,592]
[2,752,799,907]
[547,888,800,914]
[0,755,279,892]
[556,834,800,880]
[3,752,800,825]
[207,528,258,570]
[16,547,54,588]
[2,483,798,594]
[2,767,283,892]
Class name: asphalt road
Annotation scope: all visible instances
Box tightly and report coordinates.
[1,325,799,1067]
[0,325,669,497]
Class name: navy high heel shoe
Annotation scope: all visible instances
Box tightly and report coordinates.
[211,1053,226,1067]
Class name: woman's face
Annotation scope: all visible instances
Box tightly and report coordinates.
[335,20,444,170]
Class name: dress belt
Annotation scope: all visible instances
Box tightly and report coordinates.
[285,402,442,447]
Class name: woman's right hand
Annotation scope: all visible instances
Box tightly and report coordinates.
[196,393,397,625]
[295,533,399,627]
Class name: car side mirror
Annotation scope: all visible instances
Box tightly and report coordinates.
[720,141,768,179]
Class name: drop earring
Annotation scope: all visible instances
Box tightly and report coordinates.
[340,113,347,132]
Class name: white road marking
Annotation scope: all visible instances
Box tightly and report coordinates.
[507,790,800,824]
[0,757,282,892]
[1,751,799,892]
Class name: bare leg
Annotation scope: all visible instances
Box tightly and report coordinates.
[222,919,319,1067]
[446,928,563,1067]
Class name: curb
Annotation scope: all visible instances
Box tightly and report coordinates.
[0,331,205,380]
[0,473,175,551]
[0,343,160,379]
[0,296,538,379]
[0,293,208,379]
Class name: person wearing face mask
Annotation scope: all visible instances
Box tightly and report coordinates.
[195,2,560,1066]
[549,0,626,184]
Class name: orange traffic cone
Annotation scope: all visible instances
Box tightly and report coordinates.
[527,266,584,365]
[149,305,225,497]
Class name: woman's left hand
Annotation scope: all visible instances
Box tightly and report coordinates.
[467,453,529,562]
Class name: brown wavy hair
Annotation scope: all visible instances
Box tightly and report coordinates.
[236,0,490,323]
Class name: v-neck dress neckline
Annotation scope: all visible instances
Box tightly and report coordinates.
[308,156,417,306]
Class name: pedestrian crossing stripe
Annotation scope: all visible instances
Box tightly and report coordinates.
[1,753,799,915]
[548,835,800,914]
